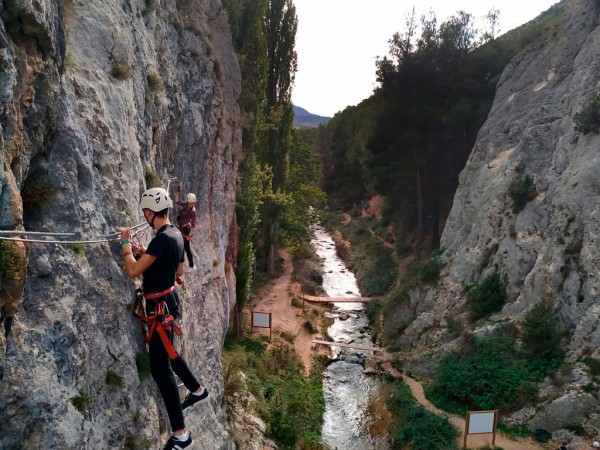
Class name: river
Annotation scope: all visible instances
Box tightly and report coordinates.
[312,225,390,450]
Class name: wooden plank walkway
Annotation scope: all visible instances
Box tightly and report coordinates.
[302,294,378,303]
[312,340,381,352]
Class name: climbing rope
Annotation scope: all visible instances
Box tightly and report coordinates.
[0,222,149,245]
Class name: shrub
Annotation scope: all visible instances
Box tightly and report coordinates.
[146,71,163,91]
[144,166,161,188]
[303,319,317,334]
[508,172,536,213]
[105,370,124,387]
[68,243,85,256]
[408,251,446,285]
[365,299,384,322]
[574,92,600,135]
[124,433,152,450]
[111,61,132,80]
[0,240,20,281]
[71,391,89,412]
[136,353,151,381]
[521,303,561,360]
[498,422,531,439]
[292,243,325,296]
[584,357,600,376]
[427,331,525,412]
[388,382,459,450]
[466,272,507,321]
[22,176,54,215]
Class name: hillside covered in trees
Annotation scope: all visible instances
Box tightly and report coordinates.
[302,5,564,261]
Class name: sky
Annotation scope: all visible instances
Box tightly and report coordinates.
[291,0,560,117]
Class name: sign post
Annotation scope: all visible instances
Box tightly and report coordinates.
[463,410,498,449]
[251,311,272,340]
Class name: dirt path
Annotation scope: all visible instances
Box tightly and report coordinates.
[250,250,549,449]
[402,374,544,450]
[248,251,326,372]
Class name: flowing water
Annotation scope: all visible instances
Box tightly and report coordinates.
[312,225,390,450]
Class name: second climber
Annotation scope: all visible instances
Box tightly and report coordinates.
[174,184,197,272]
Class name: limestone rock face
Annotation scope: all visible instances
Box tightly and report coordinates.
[385,0,600,431]
[0,0,240,448]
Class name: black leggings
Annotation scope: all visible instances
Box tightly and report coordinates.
[184,239,194,268]
[149,326,200,431]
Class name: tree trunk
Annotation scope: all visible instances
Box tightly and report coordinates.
[233,302,243,339]
[267,219,276,277]
[431,196,440,249]
[413,148,423,261]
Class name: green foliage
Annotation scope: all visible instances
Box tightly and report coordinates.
[291,242,325,296]
[521,302,563,368]
[235,153,271,336]
[508,172,536,213]
[71,391,89,412]
[303,319,317,333]
[0,240,20,281]
[427,331,525,412]
[105,370,124,388]
[280,130,327,250]
[328,215,396,296]
[407,251,446,285]
[135,353,151,382]
[146,71,163,92]
[111,61,132,80]
[144,166,161,188]
[497,422,531,439]
[584,357,600,376]
[222,338,325,449]
[428,322,564,414]
[387,382,459,450]
[124,433,152,450]
[22,176,54,215]
[574,92,600,135]
[68,243,85,256]
[465,272,507,321]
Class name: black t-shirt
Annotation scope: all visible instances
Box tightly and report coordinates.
[143,224,184,293]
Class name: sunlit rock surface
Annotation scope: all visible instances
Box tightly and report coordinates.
[0,0,240,448]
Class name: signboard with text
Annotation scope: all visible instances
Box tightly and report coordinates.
[463,410,498,449]
[251,311,272,340]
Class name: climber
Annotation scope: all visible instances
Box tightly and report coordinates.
[174,184,197,272]
[119,187,209,450]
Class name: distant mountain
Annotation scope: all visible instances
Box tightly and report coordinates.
[293,105,331,129]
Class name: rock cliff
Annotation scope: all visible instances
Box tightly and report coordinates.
[385,0,600,433]
[0,0,241,448]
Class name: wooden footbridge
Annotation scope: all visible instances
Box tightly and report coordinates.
[302,294,378,303]
[312,340,381,352]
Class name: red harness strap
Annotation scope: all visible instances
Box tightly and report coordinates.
[142,285,175,300]
[133,288,182,360]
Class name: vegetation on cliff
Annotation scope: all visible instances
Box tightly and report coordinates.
[223,337,325,449]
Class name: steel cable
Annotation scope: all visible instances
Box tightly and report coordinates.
[0,222,149,245]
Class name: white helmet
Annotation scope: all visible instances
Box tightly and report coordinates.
[186,193,197,203]
[593,442,600,448]
[139,187,173,211]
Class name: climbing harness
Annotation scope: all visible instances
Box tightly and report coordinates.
[132,287,182,360]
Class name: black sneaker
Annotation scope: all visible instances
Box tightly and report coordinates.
[163,432,192,450]
[181,387,209,412]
